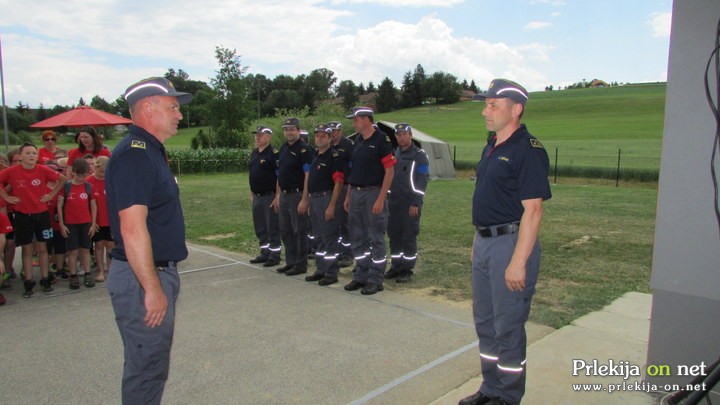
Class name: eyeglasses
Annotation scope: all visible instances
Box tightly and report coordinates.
[44,138,57,142]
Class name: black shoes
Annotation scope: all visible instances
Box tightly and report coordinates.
[263,259,280,267]
[338,256,353,268]
[360,283,384,295]
[40,278,54,293]
[250,256,268,264]
[343,280,365,291]
[384,268,401,279]
[285,267,307,276]
[396,272,412,283]
[318,277,338,286]
[305,273,324,282]
[276,264,293,273]
[22,280,36,298]
[457,389,494,405]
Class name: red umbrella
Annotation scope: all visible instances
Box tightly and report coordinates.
[30,106,132,128]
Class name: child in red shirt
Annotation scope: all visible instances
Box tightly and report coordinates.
[0,204,13,305]
[57,159,97,289]
[0,143,66,298]
[88,156,113,282]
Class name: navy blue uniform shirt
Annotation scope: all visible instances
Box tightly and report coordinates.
[277,140,312,190]
[333,136,354,181]
[472,124,552,226]
[249,145,279,194]
[347,128,395,187]
[308,147,345,193]
[106,125,188,262]
[390,144,430,207]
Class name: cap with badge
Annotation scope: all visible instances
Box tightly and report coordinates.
[345,106,374,119]
[124,77,193,107]
[314,124,332,134]
[282,117,300,128]
[473,79,529,106]
[327,121,342,131]
[252,126,273,135]
[394,123,412,133]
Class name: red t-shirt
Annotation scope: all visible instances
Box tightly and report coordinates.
[0,165,61,214]
[38,147,57,164]
[62,182,95,225]
[87,175,108,227]
[0,212,12,234]
[47,193,61,231]
[67,147,112,167]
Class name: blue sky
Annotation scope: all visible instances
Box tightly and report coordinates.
[0,0,672,108]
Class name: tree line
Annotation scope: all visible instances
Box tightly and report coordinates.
[7,46,481,148]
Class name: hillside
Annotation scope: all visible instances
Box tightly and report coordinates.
[377,83,666,170]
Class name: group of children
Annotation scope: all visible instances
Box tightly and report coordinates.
[0,129,114,305]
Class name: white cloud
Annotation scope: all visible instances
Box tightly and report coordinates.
[318,16,549,91]
[331,0,465,6]
[523,21,553,31]
[0,1,553,107]
[648,11,672,38]
[530,0,566,5]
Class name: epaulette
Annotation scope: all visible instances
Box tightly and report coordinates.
[530,139,544,149]
[131,140,146,149]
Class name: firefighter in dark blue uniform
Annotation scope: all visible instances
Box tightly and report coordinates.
[248,125,281,267]
[459,79,551,405]
[271,117,313,276]
[106,77,191,405]
[303,124,345,286]
[328,121,354,268]
[343,107,396,295]
[386,123,430,283]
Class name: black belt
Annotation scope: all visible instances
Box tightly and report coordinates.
[309,190,332,197]
[253,191,275,197]
[476,222,520,238]
[351,185,380,191]
[155,261,178,271]
[281,188,301,194]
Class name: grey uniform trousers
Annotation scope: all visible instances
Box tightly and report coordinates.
[348,187,389,285]
[108,260,180,405]
[309,193,340,279]
[279,191,308,271]
[388,199,421,274]
[252,193,281,261]
[471,229,540,405]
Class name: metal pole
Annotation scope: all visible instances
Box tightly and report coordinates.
[554,146,558,184]
[616,148,621,187]
[0,34,10,152]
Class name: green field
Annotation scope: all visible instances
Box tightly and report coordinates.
[92,85,666,328]
[377,84,666,171]
[98,84,665,178]
[179,173,656,329]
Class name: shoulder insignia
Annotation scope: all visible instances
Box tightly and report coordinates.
[131,140,146,149]
[300,148,307,153]
[332,151,339,158]
[530,139,544,149]
[385,136,391,142]
[272,149,279,154]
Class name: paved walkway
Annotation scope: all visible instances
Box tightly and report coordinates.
[0,243,654,404]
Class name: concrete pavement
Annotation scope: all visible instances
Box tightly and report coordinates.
[0,243,655,404]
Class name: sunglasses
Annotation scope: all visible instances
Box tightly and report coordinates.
[44,138,57,142]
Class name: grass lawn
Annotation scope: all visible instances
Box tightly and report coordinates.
[179,173,657,329]
[377,84,666,170]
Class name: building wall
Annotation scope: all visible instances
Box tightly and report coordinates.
[646,0,720,398]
